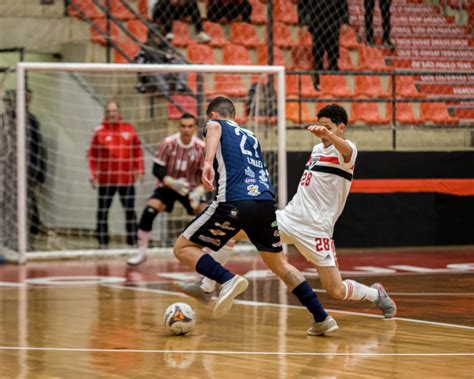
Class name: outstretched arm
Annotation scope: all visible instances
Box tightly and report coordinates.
[307,125,352,163]
[202,121,222,191]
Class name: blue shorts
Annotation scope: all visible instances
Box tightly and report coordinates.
[183,200,282,253]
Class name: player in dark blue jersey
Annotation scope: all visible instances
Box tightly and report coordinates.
[173,97,337,335]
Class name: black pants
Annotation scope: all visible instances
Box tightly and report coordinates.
[364,0,391,44]
[207,1,252,23]
[153,0,203,35]
[310,25,341,87]
[97,185,137,246]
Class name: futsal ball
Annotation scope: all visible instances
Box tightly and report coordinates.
[164,302,196,335]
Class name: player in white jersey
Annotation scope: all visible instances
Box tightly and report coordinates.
[174,104,397,319]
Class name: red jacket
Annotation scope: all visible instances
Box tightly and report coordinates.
[87,120,144,185]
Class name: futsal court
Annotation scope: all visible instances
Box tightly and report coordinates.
[0,246,473,378]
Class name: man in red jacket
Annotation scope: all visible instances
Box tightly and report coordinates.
[87,101,144,248]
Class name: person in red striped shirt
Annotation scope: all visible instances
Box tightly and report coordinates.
[127,113,207,266]
[87,100,144,248]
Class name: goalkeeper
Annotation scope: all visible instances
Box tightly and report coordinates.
[127,113,207,265]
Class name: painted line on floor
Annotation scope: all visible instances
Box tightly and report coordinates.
[0,346,472,356]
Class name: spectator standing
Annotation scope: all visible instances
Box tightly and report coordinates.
[296,0,349,90]
[207,0,252,23]
[87,101,144,248]
[364,0,394,48]
[152,0,211,43]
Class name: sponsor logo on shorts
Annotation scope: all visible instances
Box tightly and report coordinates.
[271,220,278,227]
[198,235,221,247]
[274,230,280,237]
[272,242,282,248]
[245,166,255,178]
[209,229,227,236]
[230,209,238,218]
[247,184,261,196]
[215,221,236,230]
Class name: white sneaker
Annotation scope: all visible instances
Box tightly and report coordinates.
[165,32,175,41]
[307,315,339,336]
[196,31,211,43]
[127,252,147,266]
[213,275,248,319]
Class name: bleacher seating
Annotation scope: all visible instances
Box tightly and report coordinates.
[203,22,227,47]
[231,22,262,47]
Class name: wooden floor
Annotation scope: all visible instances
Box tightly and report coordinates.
[0,247,473,378]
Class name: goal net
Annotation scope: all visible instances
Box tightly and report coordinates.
[1,63,286,263]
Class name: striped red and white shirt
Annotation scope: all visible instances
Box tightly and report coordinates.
[154,133,205,189]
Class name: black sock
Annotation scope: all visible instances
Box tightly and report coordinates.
[195,254,234,284]
[292,281,328,322]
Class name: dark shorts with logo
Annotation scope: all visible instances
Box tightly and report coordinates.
[182,200,282,253]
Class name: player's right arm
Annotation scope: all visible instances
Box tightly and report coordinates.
[202,121,222,191]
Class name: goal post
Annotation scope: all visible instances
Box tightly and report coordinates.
[6,62,286,263]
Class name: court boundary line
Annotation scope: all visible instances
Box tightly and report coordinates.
[103,284,474,331]
[0,346,472,356]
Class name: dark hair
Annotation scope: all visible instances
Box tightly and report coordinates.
[206,96,236,119]
[180,112,197,121]
[317,104,348,126]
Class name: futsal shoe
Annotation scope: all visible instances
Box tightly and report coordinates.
[127,252,147,266]
[307,315,339,336]
[371,283,397,318]
[212,275,248,319]
[173,280,213,305]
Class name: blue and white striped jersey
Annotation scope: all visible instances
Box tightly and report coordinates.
[206,119,275,202]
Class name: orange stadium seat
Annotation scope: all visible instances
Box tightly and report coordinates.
[421,103,459,125]
[339,26,360,49]
[359,45,390,71]
[223,44,253,65]
[188,43,216,64]
[338,48,355,70]
[320,75,354,98]
[291,46,313,70]
[286,100,317,124]
[137,0,148,17]
[231,22,262,47]
[273,0,298,24]
[90,19,119,45]
[299,29,312,46]
[355,76,389,98]
[256,45,286,66]
[167,95,197,119]
[350,102,390,125]
[249,0,267,24]
[286,74,320,98]
[187,73,214,96]
[214,74,247,97]
[68,0,103,19]
[114,39,140,63]
[272,22,295,48]
[127,20,148,43]
[203,22,228,47]
[110,0,134,20]
[171,21,193,47]
[393,76,424,98]
[386,103,422,125]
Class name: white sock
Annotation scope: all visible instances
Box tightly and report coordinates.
[136,229,150,257]
[343,279,379,303]
[200,244,234,293]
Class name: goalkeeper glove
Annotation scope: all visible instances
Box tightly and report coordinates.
[163,176,190,196]
[188,185,206,210]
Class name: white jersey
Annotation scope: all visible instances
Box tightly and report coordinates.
[282,140,357,238]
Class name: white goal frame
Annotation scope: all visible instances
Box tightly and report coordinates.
[14,62,287,263]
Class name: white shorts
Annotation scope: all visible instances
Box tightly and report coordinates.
[276,209,338,267]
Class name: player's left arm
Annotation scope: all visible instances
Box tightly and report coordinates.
[202,121,222,191]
